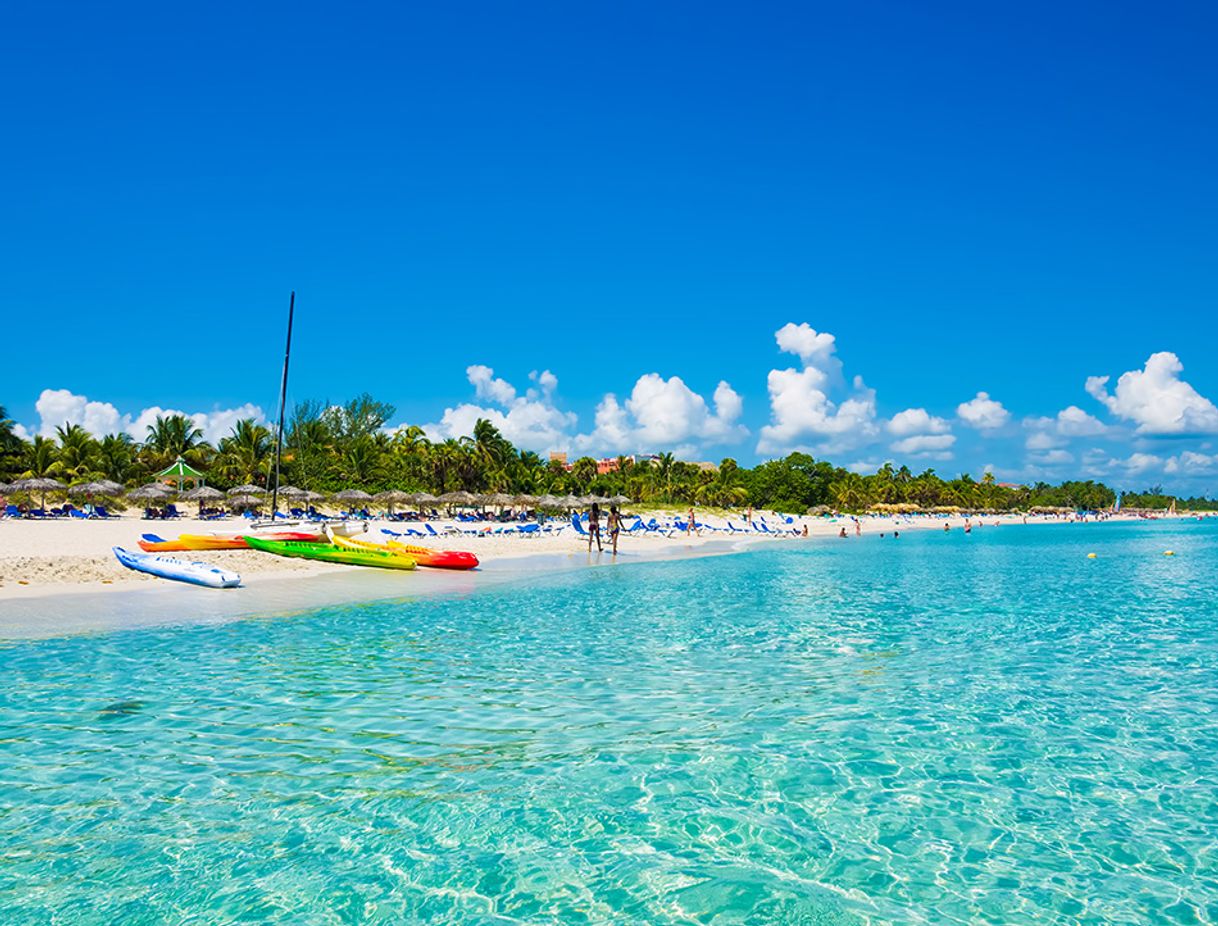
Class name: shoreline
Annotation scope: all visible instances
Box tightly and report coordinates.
[0,512,1195,641]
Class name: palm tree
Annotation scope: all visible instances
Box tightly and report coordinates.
[98,433,137,484]
[215,418,273,486]
[143,414,207,470]
[52,423,100,480]
[21,435,59,478]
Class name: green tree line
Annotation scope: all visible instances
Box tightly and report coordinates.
[2,399,1215,512]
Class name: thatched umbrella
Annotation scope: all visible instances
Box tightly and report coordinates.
[127,482,173,514]
[559,494,582,509]
[10,476,68,511]
[69,480,122,497]
[610,494,631,505]
[333,489,372,515]
[439,490,477,507]
[277,485,308,499]
[128,483,172,500]
[487,492,515,507]
[305,490,325,502]
[373,489,409,514]
[513,494,539,507]
[227,492,263,510]
[181,484,225,516]
[227,484,265,497]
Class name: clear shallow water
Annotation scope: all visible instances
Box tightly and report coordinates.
[3,521,1217,925]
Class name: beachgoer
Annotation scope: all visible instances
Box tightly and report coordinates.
[588,502,603,553]
[607,505,623,555]
[944,523,950,532]
[855,518,861,537]
[802,524,808,537]
[687,507,697,536]
[839,527,847,538]
[894,530,900,538]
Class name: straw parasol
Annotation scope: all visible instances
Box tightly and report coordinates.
[333,489,372,514]
[559,494,582,509]
[227,484,265,497]
[537,494,562,509]
[69,480,124,497]
[439,490,477,507]
[513,494,539,507]
[373,489,410,514]
[487,492,515,507]
[227,493,263,510]
[609,494,631,505]
[127,483,173,512]
[181,484,225,516]
[10,476,68,511]
[277,485,308,499]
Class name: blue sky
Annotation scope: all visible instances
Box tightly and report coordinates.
[3,2,1217,492]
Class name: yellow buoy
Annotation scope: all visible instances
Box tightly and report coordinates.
[1087,553,1097,559]
[1164,550,1175,556]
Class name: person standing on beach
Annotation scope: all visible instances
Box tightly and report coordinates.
[588,502,603,553]
[607,505,624,555]
[687,506,698,536]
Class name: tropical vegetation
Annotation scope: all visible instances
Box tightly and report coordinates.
[1,398,1214,512]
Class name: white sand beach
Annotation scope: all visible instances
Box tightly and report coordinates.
[0,509,1154,602]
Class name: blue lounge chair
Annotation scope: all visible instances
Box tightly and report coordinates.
[570,513,588,535]
[4,504,21,519]
[94,505,116,519]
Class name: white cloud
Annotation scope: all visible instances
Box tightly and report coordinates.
[890,433,956,458]
[1086,352,1218,434]
[957,392,1010,430]
[1055,405,1108,437]
[466,364,518,406]
[34,388,127,438]
[422,367,577,452]
[1031,449,1074,466]
[528,369,558,398]
[774,322,840,373]
[576,374,746,454]
[128,403,267,445]
[887,408,951,437]
[1163,451,1218,475]
[1025,431,1062,451]
[758,323,878,455]
[23,388,265,444]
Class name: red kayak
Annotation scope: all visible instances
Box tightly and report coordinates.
[386,540,479,570]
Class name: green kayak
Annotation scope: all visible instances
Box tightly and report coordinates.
[244,536,417,570]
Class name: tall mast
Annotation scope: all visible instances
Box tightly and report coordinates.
[270,291,295,519]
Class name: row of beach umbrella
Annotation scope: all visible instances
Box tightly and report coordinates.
[1,477,631,511]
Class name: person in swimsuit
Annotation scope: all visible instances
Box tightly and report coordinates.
[588,502,603,553]
[607,505,624,555]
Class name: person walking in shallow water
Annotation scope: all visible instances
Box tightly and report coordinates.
[607,505,624,555]
[587,502,603,553]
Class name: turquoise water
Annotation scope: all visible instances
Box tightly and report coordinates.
[3,521,1217,924]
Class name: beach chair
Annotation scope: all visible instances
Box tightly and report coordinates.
[570,513,588,535]
[69,508,88,519]
[4,504,21,519]
[165,504,184,519]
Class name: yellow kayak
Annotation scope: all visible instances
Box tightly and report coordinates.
[327,529,479,570]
